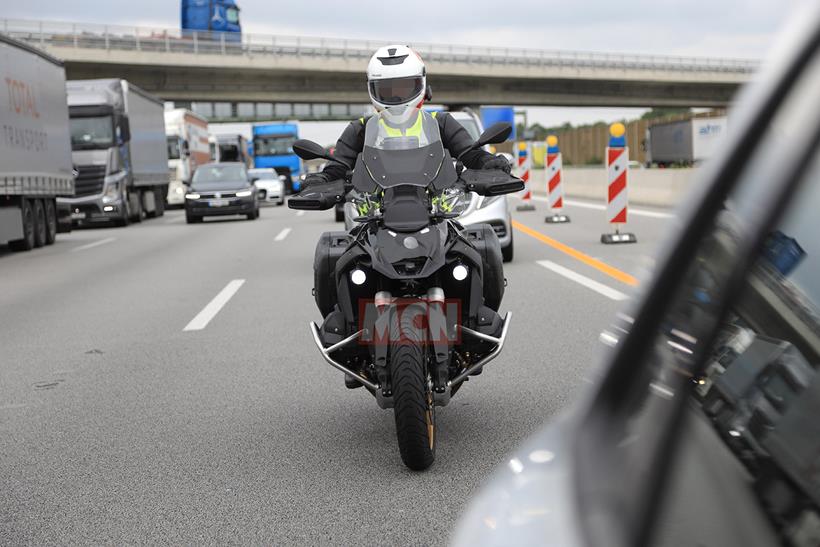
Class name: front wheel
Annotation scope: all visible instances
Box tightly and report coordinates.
[390,308,436,471]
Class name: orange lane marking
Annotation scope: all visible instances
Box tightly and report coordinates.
[512,220,639,287]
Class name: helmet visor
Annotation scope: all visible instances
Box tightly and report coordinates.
[369,77,424,106]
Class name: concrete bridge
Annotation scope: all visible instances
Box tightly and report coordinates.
[3,18,759,110]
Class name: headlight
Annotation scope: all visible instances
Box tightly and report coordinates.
[476,195,503,210]
[185,193,201,200]
[102,181,120,203]
[236,189,253,197]
[433,187,468,216]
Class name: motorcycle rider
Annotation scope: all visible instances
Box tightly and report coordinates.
[302,44,511,187]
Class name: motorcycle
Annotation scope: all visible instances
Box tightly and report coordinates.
[288,107,524,470]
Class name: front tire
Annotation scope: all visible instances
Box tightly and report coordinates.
[390,307,436,471]
[9,198,35,251]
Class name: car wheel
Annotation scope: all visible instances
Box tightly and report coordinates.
[502,232,514,263]
[186,213,201,224]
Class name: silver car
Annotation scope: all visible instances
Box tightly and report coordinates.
[344,109,514,262]
[248,168,285,206]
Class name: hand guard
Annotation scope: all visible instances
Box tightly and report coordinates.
[302,173,330,189]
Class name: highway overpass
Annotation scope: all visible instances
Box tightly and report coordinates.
[3,18,759,115]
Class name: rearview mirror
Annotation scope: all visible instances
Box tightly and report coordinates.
[457,122,512,161]
[477,122,512,147]
[293,139,332,162]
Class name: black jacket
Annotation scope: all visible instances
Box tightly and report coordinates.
[320,112,494,182]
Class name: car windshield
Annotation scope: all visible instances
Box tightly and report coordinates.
[191,164,248,189]
[167,136,181,160]
[253,135,296,156]
[70,115,114,150]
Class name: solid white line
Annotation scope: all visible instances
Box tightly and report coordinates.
[71,237,116,252]
[536,260,628,301]
[528,195,674,219]
[296,210,305,217]
[183,279,246,332]
[274,227,292,242]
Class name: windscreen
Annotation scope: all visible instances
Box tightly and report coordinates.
[368,77,424,106]
[364,107,441,151]
[253,134,296,156]
[191,164,248,188]
[70,116,114,150]
[357,107,450,190]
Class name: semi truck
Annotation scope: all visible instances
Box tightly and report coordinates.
[0,35,74,251]
[181,0,241,40]
[209,134,252,168]
[165,109,209,206]
[61,79,169,226]
[647,116,728,166]
[252,122,302,192]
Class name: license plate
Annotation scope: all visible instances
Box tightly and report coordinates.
[71,212,86,220]
[208,199,229,207]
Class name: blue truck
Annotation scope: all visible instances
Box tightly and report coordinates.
[252,123,302,192]
[181,0,241,40]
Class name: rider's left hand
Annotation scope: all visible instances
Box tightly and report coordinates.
[481,154,512,174]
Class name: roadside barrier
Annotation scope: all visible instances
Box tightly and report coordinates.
[515,141,536,212]
[601,123,637,244]
[544,135,569,224]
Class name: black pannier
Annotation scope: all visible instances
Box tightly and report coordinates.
[463,224,505,311]
[313,231,350,316]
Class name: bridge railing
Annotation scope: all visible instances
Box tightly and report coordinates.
[1,18,759,74]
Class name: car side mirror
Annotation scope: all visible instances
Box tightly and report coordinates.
[117,117,130,142]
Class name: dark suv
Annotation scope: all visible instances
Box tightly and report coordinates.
[184,162,259,223]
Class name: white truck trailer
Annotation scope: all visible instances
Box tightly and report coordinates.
[165,108,209,206]
[0,35,75,251]
[647,116,728,167]
[61,79,168,226]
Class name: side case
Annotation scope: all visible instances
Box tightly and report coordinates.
[463,224,505,311]
[313,231,350,316]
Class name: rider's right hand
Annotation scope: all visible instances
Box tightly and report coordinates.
[302,173,330,188]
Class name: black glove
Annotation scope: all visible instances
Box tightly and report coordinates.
[481,154,512,174]
[302,172,330,189]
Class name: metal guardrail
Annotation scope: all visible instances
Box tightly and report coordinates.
[0,18,760,74]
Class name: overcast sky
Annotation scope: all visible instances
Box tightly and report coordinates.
[6,1,812,126]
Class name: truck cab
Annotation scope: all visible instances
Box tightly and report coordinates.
[252,123,302,193]
[62,79,168,226]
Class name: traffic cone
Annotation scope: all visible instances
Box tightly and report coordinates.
[516,141,535,212]
[601,123,637,244]
[544,135,569,224]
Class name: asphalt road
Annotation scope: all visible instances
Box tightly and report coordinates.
[0,195,677,545]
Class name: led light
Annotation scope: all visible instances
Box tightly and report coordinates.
[452,264,468,281]
[236,189,253,197]
[175,186,184,194]
[351,269,366,285]
[185,193,201,200]
[103,205,114,212]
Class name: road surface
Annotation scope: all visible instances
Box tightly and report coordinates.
[0,196,676,545]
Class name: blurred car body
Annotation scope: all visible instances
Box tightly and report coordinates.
[454,7,820,547]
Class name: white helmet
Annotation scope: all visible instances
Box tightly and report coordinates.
[367,45,427,124]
